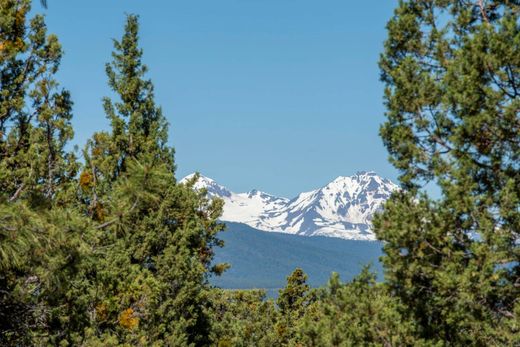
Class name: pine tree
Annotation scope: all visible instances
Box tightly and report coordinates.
[377,1,519,344]
[0,1,88,344]
[0,0,77,203]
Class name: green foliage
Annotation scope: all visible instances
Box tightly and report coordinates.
[96,14,173,184]
[0,1,87,344]
[1,0,518,345]
[74,14,226,346]
[208,289,279,347]
[0,5,226,346]
[296,268,422,347]
[377,0,519,344]
[206,268,424,347]
[0,0,78,204]
[277,268,314,316]
[275,268,316,344]
[0,202,90,346]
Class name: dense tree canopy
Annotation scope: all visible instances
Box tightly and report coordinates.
[1,0,518,346]
[0,3,226,346]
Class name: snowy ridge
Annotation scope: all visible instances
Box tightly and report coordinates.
[181,172,399,240]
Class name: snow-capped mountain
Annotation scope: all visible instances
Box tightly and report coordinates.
[181,172,399,240]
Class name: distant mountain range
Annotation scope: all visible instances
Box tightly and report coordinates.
[211,222,383,294]
[181,171,398,240]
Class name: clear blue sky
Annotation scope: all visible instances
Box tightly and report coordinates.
[35,0,399,198]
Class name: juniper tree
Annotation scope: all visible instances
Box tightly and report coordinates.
[88,14,173,186]
[376,0,519,344]
[80,15,226,346]
[275,268,316,345]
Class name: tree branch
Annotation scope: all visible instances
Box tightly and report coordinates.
[477,0,489,23]
[95,199,139,230]
[9,183,25,202]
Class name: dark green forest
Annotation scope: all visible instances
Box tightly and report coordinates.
[0,0,518,345]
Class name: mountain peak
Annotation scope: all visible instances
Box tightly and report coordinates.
[330,171,381,184]
[180,172,213,183]
[182,172,398,240]
[180,173,232,198]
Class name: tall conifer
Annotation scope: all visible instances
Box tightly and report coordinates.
[376,1,519,344]
[81,15,225,346]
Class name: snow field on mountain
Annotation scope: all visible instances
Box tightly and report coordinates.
[181,172,399,240]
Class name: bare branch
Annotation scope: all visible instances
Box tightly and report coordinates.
[477,0,489,23]
[9,183,25,202]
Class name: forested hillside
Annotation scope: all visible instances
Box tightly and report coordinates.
[211,222,383,291]
[0,1,518,346]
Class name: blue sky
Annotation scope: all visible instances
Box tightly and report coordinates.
[35,0,399,198]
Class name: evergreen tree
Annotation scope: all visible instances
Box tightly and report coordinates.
[377,0,519,344]
[275,268,316,345]
[296,269,421,347]
[208,289,279,347]
[9,0,520,345]
[277,268,313,317]
[0,0,88,344]
[87,14,173,188]
[79,15,226,346]
[0,0,77,203]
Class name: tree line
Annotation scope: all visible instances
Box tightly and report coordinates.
[0,0,518,345]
